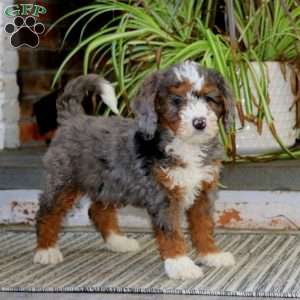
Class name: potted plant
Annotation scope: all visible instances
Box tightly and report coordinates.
[227,1,300,157]
[50,0,300,161]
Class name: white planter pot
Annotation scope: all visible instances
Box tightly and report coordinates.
[0,2,13,27]
[236,62,297,155]
[0,49,18,73]
[0,73,19,100]
[0,4,20,149]
[0,123,19,149]
[0,99,19,123]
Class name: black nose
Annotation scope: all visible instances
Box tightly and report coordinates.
[192,117,206,130]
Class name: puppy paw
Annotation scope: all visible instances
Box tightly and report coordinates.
[33,247,63,265]
[105,233,140,252]
[164,256,203,280]
[198,251,235,267]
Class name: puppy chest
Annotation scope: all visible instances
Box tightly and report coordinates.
[162,139,218,209]
[166,164,213,209]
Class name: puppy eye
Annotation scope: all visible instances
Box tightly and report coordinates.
[205,95,219,104]
[171,95,182,106]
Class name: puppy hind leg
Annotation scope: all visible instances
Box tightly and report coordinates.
[34,187,80,265]
[89,202,140,252]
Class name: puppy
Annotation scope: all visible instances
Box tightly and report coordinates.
[33,61,235,280]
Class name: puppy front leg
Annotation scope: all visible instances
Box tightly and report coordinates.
[186,191,235,267]
[154,228,203,280]
[150,203,203,280]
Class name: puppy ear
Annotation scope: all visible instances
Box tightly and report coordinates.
[131,73,160,140]
[212,71,235,133]
[222,84,236,133]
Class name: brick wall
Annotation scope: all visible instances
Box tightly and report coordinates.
[18,0,88,146]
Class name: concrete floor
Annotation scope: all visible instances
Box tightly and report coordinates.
[0,293,290,300]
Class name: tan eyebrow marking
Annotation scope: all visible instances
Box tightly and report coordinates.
[169,81,192,96]
[196,82,219,97]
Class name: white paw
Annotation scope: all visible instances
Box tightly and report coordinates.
[198,252,235,267]
[164,256,203,280]
[105,233,140,252]
[33,247,63,265]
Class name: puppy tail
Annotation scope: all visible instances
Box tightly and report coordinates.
[56,74,119,123]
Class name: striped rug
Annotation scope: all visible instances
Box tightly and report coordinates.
[1,230,300,297]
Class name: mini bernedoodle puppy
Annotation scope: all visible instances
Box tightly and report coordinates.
[34,61,236,280]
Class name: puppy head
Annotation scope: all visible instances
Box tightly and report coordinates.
[132,61,235,143]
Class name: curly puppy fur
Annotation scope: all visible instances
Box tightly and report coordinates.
[34,61,235,279]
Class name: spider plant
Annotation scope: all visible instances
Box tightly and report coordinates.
[50,0,300,161]
[228,0,300,159]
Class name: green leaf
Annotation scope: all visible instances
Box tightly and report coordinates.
[84,29,150,74]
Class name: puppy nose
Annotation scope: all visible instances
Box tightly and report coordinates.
[192,117,206,130]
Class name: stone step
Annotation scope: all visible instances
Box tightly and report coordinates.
[0,147,300,191]
[1,189,300,230]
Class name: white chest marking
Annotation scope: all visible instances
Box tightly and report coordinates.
[163,139,218,209]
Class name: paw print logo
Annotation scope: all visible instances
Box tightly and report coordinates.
[4,16,45,48]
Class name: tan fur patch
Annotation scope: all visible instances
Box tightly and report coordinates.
[169,81,192,96]
[198,82,219,96]
[156,81,193,134]
[89,202,121,240]
[153,166,184,203]
[156,99,182,134]
[153,167,187,259]
[202,161,221,191]
[154,228,187,259]
[159,114,181,134]
[36,189,80,249]
[186,190,219,256]
[197,82,225,118]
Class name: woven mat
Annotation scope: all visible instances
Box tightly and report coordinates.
[1,230,300,297]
